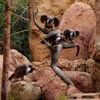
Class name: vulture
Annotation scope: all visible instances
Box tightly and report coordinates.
[41,30,65,46]
[9,64,36,81]
[40,15,59,30]
[63,28,80,42]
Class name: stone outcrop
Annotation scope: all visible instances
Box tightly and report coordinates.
[59,2,96,60]
[67,85,82,96]
[32,59,94,73]
[92,61,100,92]
[92,42,100,62]
[28,0,96,61]
[9,49,31,72]
[71,93,100,99]
[92,1,100,62]
[0,49,31,96]
[10,81,41,100]
[30,67,94,100]
[31,67,68,100]
[64,71,94,93]
[28,0,75,61]
[75,0,96,9]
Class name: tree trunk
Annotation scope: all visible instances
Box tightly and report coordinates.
[1,0,11,100]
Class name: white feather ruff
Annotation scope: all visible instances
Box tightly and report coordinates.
[26,68,31,74]
[70,32,76,40]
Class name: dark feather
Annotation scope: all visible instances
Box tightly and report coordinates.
[40,15,59,29]
[41,31,59,45]
[40,15,47,23]
[53,17,59,27]
[63,28,80,42]
[75,30,80,37]
[9,64,35,81]
[9,73,14,80]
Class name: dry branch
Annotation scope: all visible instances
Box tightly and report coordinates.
[11,12,29,21]
[11,7,28,29]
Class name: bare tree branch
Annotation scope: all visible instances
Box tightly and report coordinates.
[11,12,29,21]
[10,29,28,36]
[11,7,28,29]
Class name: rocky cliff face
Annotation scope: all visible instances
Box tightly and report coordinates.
[92,0,100,62]
[30,67,94,100]
[28,0,75,61]
[28,0,96,61]
[58,2,96,60]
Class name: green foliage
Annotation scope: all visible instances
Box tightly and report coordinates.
[8,93,17,100]
[0,0,5,38]
[8,94,14,100]
[0,0,31,61]
[57,92,70,100]
[10,32,31,61]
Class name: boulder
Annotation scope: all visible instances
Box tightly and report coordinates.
[93,42,100,62]
[32,59,94,73]
[58,2,96,60]
[92,1,100,62]
[10,81,41,100]
[75,0,96,9]
[57,59,94,73]
[31,67,68,100]
[64,71,94,93]
[92,61,100,92]
[85,59,94,73]
[95,0,100,35]
[71,93,100,99]
[28,0,96,61]
[0,49,31,96]
[30,67,94,100]
[67,85,82,96]
[9,49,31,72]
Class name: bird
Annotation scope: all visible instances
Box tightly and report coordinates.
[63,28,80,42]
[9,64,36,81]
[41,30,65,46]
[40,15,59,30]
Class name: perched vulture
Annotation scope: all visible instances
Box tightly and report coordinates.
[9,64,35,81]
[40,15,59,30]
[63,28,80,42]
[41,30,65,46]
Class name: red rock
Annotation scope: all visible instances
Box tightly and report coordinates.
[92,0,100,62]
[64,71,94,93]
[58,2,96,60]
[31,67,68,100]
[92,62,100,92]
[31,67,94,100]
[67,85,82,96]
[32,59,94,73]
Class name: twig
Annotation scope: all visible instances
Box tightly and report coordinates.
[0,29,28,40]
[11,7,28,29]
[11,12,29,21]
[10,29,28,36]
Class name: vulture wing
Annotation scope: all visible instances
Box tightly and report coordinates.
[75,30,80,38]
[53,17,59,27]
[40,15,47,23]
[13,64,27,78]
